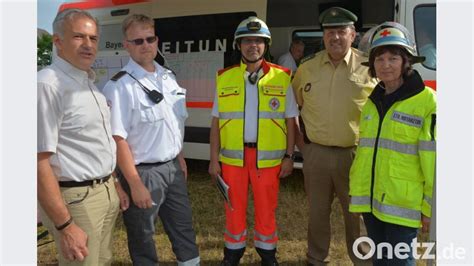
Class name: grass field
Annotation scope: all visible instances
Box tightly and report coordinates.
[38,160,430,265]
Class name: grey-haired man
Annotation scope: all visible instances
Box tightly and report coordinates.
[38,8,128,265]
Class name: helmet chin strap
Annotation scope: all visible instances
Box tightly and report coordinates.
[242,55,263,64]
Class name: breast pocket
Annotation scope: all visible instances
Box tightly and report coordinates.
[348,74,370,99]
[262,86,286,97]
[138,96,164,124]
[218,86,241,97]
[348,73,365,85]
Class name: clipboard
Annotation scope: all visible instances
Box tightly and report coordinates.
[216,174,233,210]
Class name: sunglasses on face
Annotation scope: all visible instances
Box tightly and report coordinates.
[126,36,158,45]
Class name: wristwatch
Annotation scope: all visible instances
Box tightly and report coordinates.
[283,153,296,161]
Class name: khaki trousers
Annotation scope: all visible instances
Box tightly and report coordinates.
[302,142,364,265]
[39,177,120,266]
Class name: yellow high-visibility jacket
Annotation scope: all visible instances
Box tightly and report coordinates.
[216,60,291,168]
[349,71,436,228]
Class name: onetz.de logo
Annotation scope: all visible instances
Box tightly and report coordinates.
[353,236,466,260]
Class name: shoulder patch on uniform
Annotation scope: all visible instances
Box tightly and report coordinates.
[300,54,316,65]
[110,71,127,81]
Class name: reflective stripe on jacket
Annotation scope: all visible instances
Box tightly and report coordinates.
[216,60,291,168]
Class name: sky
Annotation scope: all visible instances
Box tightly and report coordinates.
[37,0,65,34]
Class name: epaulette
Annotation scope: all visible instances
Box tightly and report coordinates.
[162,64,177,77]
[300,54,316,65]
[110,71,127,81]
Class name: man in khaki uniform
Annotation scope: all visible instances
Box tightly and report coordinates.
[292,7,376,265]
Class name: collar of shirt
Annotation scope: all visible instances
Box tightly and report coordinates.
[125,57,164,80]
[53,55,96,84]
[124,58,181,96]
[322,47,353,66]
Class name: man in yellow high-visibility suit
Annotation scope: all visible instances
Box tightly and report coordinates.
[209,16,298,266]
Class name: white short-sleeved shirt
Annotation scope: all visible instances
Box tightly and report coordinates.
[277,52,297,73]
[102,59,188,164]
[212,70,299,142]
[37,56,117,182]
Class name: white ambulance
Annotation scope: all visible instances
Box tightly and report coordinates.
[59,0,436,162]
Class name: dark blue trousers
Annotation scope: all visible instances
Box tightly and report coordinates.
[363,213,418,266]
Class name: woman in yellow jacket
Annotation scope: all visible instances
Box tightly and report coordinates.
[349,22,436,265]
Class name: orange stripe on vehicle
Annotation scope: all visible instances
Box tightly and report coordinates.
[424,80,436,91]
[186,102,213,108]
[59,0,149,12]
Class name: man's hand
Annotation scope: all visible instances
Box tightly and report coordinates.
[178,154,188,180]
[209,160,221,182]
[59,223,89,261]
[421,214,431,233]
[114,181,130,211]
[128,178,153,209]
[279,158,293,178]
[296,142,305,155]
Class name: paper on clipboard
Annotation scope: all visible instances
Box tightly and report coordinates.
[216,174,232,210]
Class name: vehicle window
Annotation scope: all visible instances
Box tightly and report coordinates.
[293,30,323,57]
[155,12,255,103]
[414,5,436,70]
[98,24,124,52]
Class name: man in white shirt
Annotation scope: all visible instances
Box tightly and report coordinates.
[102,14,199,266]
[37,8,127,265]
[276,38,305,75]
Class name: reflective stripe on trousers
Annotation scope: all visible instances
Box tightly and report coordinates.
[222,147,280,250]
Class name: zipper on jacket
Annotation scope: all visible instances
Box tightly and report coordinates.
[255,80,260,170]
[430,114,436,141]
[370,99,386,210]
[243,79,247,166]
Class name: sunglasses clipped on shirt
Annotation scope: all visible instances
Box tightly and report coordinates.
[126,36,158,45]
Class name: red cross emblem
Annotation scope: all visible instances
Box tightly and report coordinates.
[380,29,391,37]
[269,97,280,111]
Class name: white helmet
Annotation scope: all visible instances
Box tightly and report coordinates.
[233,16,271,48]
[359,22,425,65]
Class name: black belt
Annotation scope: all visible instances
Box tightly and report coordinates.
[137,159,172,167]
[59,175,111,188]
[244,142,257,148]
